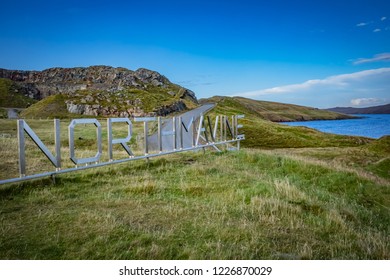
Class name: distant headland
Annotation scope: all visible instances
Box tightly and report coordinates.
[327,103,390,114]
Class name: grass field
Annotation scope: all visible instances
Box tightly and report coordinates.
[0,114,389,259]
[0,149,388,259]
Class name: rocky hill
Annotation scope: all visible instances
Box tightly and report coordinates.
[0,66,198,118]
[327,104,390,114]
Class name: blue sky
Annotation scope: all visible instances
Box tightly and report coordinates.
[1,0,389,108]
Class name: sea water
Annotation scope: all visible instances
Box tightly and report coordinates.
[281,114,390,139]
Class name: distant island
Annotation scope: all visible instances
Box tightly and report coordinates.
[327,103,390,114]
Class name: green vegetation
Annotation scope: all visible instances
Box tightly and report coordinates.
[0,148,388,259]
[0,118,143,180]
[0,78,36,108]
[124,84,198,111]
[20,84,198,119]
[67,85,193,113]
[20,94,76,119]
[203,96,370,148]
[274,136,390,180]
[0,108,7,118]
[202,96,354,122]
[0,96,388,260]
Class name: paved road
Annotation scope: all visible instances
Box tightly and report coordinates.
[147,103,215,151]
[7,108,19,119]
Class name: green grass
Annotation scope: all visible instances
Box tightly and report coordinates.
[20,94,81,119]
[66,87,174,113]
[272,136,390,180]
[0,108,7,118]
[0,149,388,259]
[202,96,355,122]
[0,78,36,108]
[0,118,144,180]
[19,94,66,118]
[203,96,371,149]
[0,99,388,260]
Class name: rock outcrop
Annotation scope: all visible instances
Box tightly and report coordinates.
[0,66,198,117]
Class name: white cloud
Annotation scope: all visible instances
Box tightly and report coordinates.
[373,28,381,32]
[351,98,382,106]
[356,22,368,27]
[235,68,390,97]
[353,53,390,65]
[232,68,390,108]
[381,16,387,21]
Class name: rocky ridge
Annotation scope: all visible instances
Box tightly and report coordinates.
[0,66,198,117]
[327,104,390,114]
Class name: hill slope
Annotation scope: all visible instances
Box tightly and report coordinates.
[19,94,74,119]
[0,78,36,108]
[0,148,388,259]
[1,66,198,118]
[202,96,370,148]
[202,96,354,122]
[0,98,388,259]
[327,103,390,114]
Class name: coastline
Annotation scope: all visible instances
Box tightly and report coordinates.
[280,114,390,139]
[272,112,359,123]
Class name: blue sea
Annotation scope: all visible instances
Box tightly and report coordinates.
[281,114,390,139]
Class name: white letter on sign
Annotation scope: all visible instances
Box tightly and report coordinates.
[68,119,102,165]
[107,118,133,161]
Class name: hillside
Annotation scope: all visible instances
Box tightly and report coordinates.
[0,78,36,108]
[201,96,368,148]
[201,96,355,122]
[0,99,388,259]
[20,94,76,119]
[0,142,388,259]
[1,66,198,118]
[327,103,390,114]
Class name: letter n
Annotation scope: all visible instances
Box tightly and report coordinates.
[17,119,61,177]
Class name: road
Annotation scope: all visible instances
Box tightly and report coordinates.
[7,108,19,119]
[147,103,215,151]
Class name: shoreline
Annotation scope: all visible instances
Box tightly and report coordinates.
[279,114,390,139]
[272,114,360,123]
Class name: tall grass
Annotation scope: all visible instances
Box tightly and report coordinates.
[0,119,144,180]
[0,118,388,259]
[0,149,388,259]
